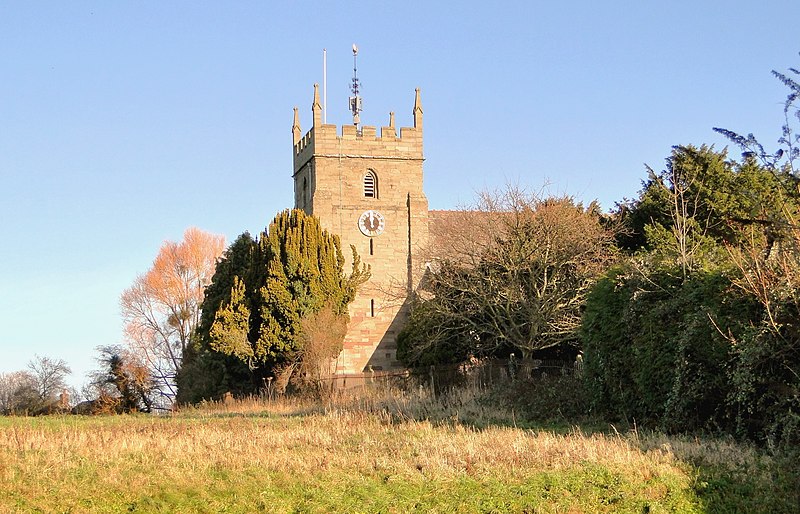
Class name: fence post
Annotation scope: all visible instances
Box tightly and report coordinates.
[509,353,517,382]
[429,365,436,401]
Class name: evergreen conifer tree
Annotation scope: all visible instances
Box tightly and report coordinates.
[178,209,368,403]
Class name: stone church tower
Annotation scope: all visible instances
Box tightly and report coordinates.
[292,84,429,373]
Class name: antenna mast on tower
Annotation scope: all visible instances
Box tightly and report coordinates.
[349,44,362,127]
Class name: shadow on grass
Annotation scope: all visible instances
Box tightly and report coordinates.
[684,448,799,514]
[175,381,799,513]
[627,429,800,514]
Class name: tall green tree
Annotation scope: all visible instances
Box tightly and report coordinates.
[178,210,368,403]
[616,145,786,265]
[646,145,745,275]
[585,137,800,444]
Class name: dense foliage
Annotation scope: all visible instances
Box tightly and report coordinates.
[583,267,756,431]
[177,209,368,403]
[584,140,800,447]
[88,346,155,414]
[584,59,800,447]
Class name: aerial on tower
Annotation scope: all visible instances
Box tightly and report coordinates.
[291,67,429,374]
[349,44,363,127]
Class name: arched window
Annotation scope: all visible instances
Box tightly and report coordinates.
[364,170,377,198]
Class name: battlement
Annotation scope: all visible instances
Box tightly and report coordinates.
[292,86,424,174]
[290,81,429,375]
[294,127,315,155]
[294,122,420,151]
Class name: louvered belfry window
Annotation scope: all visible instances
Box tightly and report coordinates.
[364,171,377,198]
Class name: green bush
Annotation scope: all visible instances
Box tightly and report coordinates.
[727,322,800,448]
[582,265,760,434]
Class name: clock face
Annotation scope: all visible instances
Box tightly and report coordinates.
[358,210,385,237]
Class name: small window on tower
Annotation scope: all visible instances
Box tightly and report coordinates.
[364,171,377,198]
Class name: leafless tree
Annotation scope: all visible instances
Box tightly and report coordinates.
[643,147,726,278]
[0,371,37,414]
[407,185,617,362]
[121,227,225,405]
[27,355,71,407]
[293,304,348,398]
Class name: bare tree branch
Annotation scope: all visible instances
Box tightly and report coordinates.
[120,227,225,405]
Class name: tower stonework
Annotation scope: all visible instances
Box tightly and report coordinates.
[292,84,429,373]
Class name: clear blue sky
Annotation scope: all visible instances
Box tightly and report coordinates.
[2,1,798,388]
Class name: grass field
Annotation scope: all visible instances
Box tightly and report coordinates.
[0,390,796,513]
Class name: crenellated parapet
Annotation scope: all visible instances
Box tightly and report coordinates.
[292,86,423,176]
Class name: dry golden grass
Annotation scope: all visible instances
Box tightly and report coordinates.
[0,413,680,482]
[0,389,792,513]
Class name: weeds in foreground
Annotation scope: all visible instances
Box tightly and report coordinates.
[0,381,796,513]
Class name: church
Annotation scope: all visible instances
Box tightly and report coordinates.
[291,82,429,374]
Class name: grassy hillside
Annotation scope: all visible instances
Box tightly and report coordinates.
[0,392,795,513]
